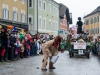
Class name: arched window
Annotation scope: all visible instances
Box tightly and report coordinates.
[2,8,9,19]
[21,13,25,22]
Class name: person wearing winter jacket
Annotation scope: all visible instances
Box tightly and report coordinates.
[0,27,7,62]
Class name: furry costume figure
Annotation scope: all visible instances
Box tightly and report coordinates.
[41,36,62,71]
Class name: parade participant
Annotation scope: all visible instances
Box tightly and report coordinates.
[77,34,84,42]
[87,35,93,42]
[41,36,62,71]
[91,38,96,55]
[76,17,83,34]
[60,40,65,53]
[66,33,71,52]
[70,30,76,42]
[77,34,83,40]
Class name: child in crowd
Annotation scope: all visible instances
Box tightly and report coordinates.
[15,38,21,60]
[25,38,30,57]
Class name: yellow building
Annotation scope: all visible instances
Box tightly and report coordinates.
[0,0,28,31]
[84,6,100,38]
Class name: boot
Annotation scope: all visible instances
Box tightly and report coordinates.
[5,58,10,62]
[0,56,4,62]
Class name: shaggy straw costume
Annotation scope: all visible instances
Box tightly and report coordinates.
[41,36,62,71]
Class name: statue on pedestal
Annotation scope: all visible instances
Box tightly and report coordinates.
[76,17,83,34]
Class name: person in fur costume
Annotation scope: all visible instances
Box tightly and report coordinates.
[41,36,62,71]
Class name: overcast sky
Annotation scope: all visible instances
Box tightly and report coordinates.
[55,0,100,25]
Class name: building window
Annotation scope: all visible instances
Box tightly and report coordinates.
[39,16,42,28]
[21,0,26,4]
[90,18,93,24]
[94,28,96,34]
[96,16,99,22]
[92,29,94,34]
[39,0,42,9]
[53,21,56,31]
[14,0,17,1]
[21,13,25,22]
[49,4,51,13]
[96,27,99,34]
[28,17,32,24]
[13,11,18,21]
[94,17,96,23]
[86,20,89,25]
[55,8,57,15]
[56,22,58,30]
[28,0,32,7]
[2,8,9,19]
[49,20,51,30]
[55,8,56,15]
[43,1,46,11]
[43,18,46,28]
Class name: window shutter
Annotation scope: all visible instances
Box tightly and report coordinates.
[2,8,4,18]
[12,11,14,20]
[25,15,27,23]
[97,28,99,34]
[94,28,95,34]
[8,10,9,19]
[96,28,98,34]
[21,13,22,22]
[17,12,18,21]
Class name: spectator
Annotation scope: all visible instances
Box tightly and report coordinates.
[0,27,7,62]
[10,33,16,61]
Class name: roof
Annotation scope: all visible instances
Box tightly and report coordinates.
[59,3,67,17]
[84,6,100,18]
[52,0,59,5]
[59,3,70,22]
[48,0,59,7]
